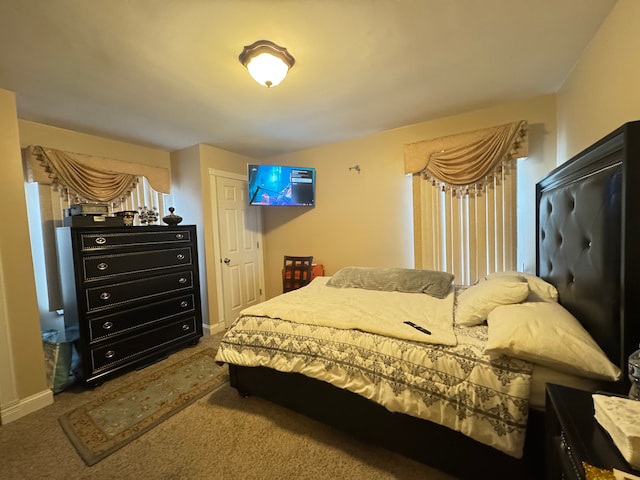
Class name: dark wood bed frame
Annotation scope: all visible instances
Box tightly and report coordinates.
[227,121,640,479]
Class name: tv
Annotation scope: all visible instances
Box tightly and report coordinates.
[247,164,315,206]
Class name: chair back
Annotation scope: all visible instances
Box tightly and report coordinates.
[283,256,314,293]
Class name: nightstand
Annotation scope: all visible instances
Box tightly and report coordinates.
[545,383,639,479]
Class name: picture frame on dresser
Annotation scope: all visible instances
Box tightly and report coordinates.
[55,224,203,387]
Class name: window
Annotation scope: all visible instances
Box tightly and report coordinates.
[404,121,527,285]
[414,162,518,285]
[26,177,171,331]
[23,144,172,330]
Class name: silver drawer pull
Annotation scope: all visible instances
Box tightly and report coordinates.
[180,301,189,308]
[181,324,190,331]
[102,321,114,330]
[97,262,109,271]
[178,277,187,284]
[100,292,111,300]
[176,254,185,260]
[95,237,107,245]
[175,233,184,240]
[104,350,115,359]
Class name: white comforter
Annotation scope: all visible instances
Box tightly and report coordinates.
[216,314,532,458]
[217,281,533,458]
[240,277,457,346]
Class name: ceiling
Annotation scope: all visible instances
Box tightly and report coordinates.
[0,0,617,158]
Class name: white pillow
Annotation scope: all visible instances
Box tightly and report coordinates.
[485,302,621,381]
[455,276,529,326]
[480,271,558,302]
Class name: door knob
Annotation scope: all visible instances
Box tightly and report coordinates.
[223,258,231,265]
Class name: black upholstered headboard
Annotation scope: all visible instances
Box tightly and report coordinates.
[537,121,640,393]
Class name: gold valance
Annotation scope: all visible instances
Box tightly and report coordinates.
[403,120,528,188]
[23,145,171,203]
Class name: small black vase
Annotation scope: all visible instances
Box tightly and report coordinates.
[162,207,183,226]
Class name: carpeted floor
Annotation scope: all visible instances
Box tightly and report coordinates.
[0,332,456,480]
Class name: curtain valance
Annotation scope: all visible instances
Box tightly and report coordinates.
[23,145,171,203]
[403,120,528,191]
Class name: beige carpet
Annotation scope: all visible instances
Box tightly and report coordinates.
[0,333,456,480]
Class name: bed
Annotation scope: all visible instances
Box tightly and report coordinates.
[214,121,640,479]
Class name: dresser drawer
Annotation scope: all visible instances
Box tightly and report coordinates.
[85,271,194,312]
[82,247,193,280]
[80,229,191,251]
[89,294,196,341]
[90,316,199,372]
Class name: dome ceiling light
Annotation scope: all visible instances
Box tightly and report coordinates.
[239,40,295,88]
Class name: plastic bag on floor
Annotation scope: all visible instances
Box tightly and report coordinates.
[42,329,81,394]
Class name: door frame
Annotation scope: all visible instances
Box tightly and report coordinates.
[208,169,266,331]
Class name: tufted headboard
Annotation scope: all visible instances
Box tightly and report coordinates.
[537,122,640,393]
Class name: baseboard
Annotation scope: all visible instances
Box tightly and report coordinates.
[203,322,225,335]
[0,388,53,425]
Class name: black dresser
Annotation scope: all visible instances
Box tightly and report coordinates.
[56,225,203,386]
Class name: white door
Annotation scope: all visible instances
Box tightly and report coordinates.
[213,173,264,328]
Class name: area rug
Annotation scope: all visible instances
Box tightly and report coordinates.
[59,348,228,466]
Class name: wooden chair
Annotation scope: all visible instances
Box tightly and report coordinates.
[283,256,314,293]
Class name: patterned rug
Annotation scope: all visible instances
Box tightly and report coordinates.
[59,348,228,466]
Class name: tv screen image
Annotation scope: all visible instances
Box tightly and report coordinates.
[248,164,315,206]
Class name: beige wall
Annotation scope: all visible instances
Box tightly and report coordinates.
[557,0,640,162]
[0,88,51,423]
[261,95,558,298]
[18,120,171,169]
[171,144,254,333]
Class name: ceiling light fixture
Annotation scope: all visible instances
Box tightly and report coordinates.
[239,40,295,88]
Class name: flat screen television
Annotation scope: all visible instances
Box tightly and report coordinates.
[247,164,315,206]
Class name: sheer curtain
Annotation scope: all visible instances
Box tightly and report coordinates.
[404,121,528,285]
